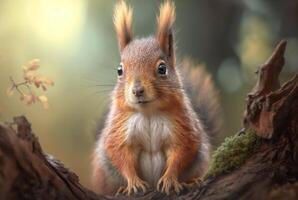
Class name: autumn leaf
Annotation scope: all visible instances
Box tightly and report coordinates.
[27,59,40,71]
[38,95,49,109]
[23,71,36,83]
[22,94,36,105]
[8,59,53,109]
[41,85,47,91]
[33,76,42,88]
[43,78,54,86]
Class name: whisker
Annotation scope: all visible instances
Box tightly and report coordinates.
[92,90,113,95]
[156,85,184,90]
[80,77,116,87]
[84,84,116,88]
[94,84,115,87]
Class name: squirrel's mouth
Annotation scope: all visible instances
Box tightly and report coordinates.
[130,98,155,105]
[135,100,152,104]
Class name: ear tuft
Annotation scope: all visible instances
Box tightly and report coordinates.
[114,1,133,52]
[156,1,176,58]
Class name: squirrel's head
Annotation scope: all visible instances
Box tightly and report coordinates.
[113,1,182,112]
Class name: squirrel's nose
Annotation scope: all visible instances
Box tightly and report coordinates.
[132,86,144,97]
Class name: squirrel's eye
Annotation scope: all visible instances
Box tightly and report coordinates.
[157,63,167,75]
[117,65,123,76]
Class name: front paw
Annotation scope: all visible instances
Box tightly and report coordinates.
[157,175,183,195]
[182,177,203,189]
[116,177,149,196]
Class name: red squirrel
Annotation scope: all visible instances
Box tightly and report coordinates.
[92,1,221,196]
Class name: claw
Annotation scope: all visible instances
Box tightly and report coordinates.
[140,181,149,192]
[157,175,183,195]
[116,186,125,196]
[182,178,203,189]
[116,177,149,196]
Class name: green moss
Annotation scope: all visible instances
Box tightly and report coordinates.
[204,131,261,179]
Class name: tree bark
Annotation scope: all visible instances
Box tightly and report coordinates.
[0,40,297,200]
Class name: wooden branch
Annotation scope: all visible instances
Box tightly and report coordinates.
[0,40,297,200]
[0,116,104,200]
[244,40,298,139]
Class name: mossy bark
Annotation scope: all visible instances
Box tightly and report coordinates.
[0,40,297,200]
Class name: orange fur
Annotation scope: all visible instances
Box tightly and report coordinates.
[105,113,136,179]
[114,1,133,51]
[92,0,219,196]
[156,1,175,50]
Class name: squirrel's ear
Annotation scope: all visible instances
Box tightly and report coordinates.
[114,1,133,52]
[156,1,175,64]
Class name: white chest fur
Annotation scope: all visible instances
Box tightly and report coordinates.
[125,113,172,185]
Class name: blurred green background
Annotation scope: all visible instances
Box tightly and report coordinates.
[0,0,297,188]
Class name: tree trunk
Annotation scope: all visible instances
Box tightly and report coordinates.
[0,40,297,200]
